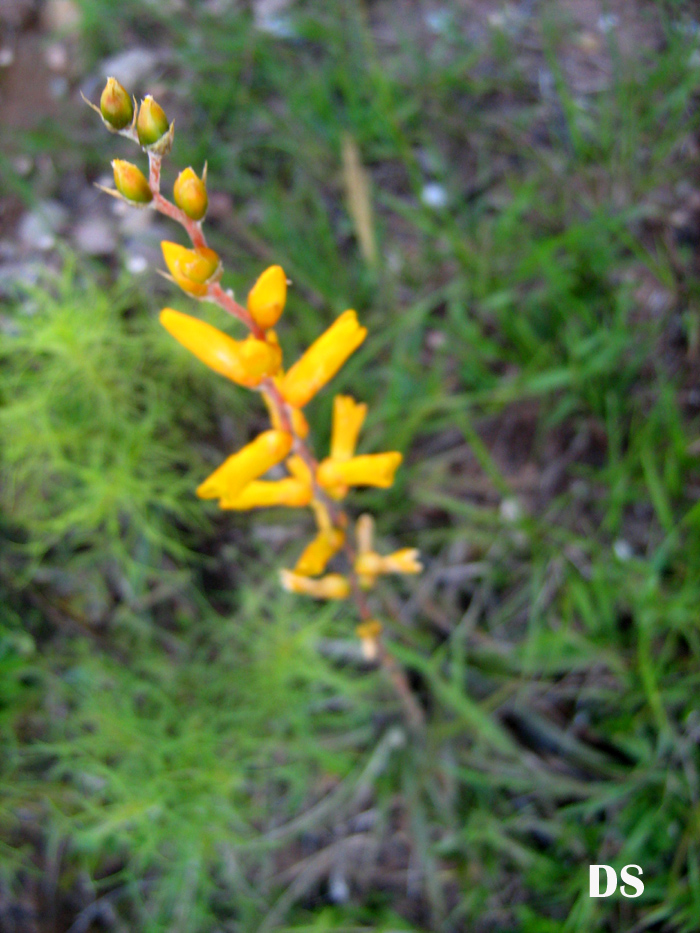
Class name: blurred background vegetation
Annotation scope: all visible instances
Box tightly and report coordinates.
[2,1,700,930]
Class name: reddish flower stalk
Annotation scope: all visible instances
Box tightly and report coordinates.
[89,84,425,731]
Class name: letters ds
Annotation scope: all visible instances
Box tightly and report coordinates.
[589,864,644,898]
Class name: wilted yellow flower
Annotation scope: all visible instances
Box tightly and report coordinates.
[248,265,287,331]
[112,160,152,204]
[100,77,134,130]
[294,528,345,576]
[220,478,312,510]
[352,511,421,587]
[137,95,170,147]
[160,308,281,386]
[280,570,350,600]
[356,619,383,661]
[161,241,221,297]
[355,548,423,578]
[197,430,293,502]
[173,166,208,221]
[281,310,367,408]
[263,390,309,440]
[317,452,402,490]
[331,395,367,461]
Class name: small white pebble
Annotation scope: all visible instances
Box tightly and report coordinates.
[328,871,350,904]
[420,182,448,209]
[613,539,633,561]
[597,14,619,33]
[126,254,148,275]
[0,47,14,68]
[424,9,451,34]
[500,497,522,523]
[45,42,68,72]
[12,156,33,177]
[488,4,525,34]
[426,329,446,350]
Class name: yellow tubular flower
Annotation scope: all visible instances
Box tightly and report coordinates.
[287,455,314,488]
[280,570,350,600]
[330,395,367,461]
[160,309,281,387]
[280,310,367,408]
[355,548,423,577]
[294,528,345,577]
[262,391,310,440]
[317,452,402,490]
[310,497,333,533]
[161,241,221,297]
[220,478,312,510]
[197,430,293,502]
[248,265,287,331]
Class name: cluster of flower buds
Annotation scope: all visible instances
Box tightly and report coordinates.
[87,77,422,665]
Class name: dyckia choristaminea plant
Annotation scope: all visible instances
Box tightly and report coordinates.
[86,79,424,728]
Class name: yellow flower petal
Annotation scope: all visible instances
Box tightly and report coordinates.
[383,548,422,574]
[197,430,293,501]
[280,310,367,408]
[280,570,350,600]
[294,528,345,576]
[220,478,311,510]
[286,455,314,487]
[262,390,310,439]
[248,265,287,331]
[160,308,281,386]
[330,394,367,461]
[161,241,221,297]
[317,452,402,490]
[310,497,333,533]
[355,548,422,577]
[354,551,383,577]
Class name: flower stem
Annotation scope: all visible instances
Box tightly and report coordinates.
[146,158,425,732]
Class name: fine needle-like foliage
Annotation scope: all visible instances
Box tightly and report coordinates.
[86,78,425,727]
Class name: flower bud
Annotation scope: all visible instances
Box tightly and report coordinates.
[161,241,221,297]
[137,95,170,147]
[173,167,208,221]
[99,77,134,130]
[248,265,287,330]
[112,160,153,204]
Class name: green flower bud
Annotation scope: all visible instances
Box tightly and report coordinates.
[173,166,208,221]
[137,96,170,147]
[112,160,153,204]
[99,77,134,130]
